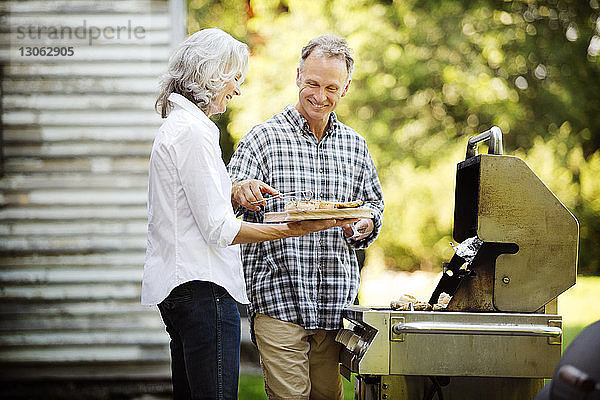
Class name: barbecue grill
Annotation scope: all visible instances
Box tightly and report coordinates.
[337,127,579,400]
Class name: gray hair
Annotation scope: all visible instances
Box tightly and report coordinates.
[155,28,250,117]
[298,35,354,84]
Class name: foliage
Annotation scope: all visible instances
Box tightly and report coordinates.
[188,0,600,274]
[559,275,600,327]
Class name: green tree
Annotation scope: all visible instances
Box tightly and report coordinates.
[188,0,600,274]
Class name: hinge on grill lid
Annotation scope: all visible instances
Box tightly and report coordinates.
[390,317,405,342]
[548,319,562,345]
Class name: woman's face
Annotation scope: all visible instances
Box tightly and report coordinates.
[210,72,242,116]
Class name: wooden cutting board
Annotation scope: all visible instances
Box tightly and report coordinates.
[264,207,374,223]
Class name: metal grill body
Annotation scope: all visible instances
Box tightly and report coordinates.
[338,128,579,400]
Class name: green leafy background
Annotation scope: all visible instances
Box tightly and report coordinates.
[189,0,600,275]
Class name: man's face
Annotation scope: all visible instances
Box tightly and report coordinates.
[296,53,350,126]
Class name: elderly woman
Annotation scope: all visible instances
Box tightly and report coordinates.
[141,28,350,400]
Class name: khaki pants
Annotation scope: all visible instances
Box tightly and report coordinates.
[254,313,344,400]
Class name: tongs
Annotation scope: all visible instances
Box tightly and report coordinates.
[249,190,314,205]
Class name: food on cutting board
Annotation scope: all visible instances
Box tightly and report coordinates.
[284,200,363,211]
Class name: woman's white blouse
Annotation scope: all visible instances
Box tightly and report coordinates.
[141,93,248,305]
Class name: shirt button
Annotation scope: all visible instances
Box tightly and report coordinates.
[319,193,323,198]
[319,169,323,173]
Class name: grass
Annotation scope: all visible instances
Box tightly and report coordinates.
[238,375,269,400]
[239,374,355,400]
[238,276,600,399]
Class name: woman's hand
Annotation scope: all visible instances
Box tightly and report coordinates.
[232,219,359,245]
[287,218,359,237]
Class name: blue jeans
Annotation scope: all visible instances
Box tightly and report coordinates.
[158,280,241,400]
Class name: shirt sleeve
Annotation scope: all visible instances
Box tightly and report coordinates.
[348,140,385,249]
[228,130,266,184]
[172,126,241,248]
[227,129,269,220]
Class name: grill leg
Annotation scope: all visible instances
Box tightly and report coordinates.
[355,375,380,400]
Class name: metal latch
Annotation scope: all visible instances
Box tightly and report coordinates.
[390,317,405,342]
[548,319,562,345]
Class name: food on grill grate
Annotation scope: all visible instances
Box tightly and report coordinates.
[390,294,432,311]
[391,292,451,311]
[284,200,363,211]
[432,292,451,311]
[390,294,416,310]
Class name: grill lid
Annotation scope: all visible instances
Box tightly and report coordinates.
[430,128,578,312]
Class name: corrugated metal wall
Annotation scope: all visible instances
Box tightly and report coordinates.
[0,0,182,396]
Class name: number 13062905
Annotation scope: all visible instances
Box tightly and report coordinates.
[19,47,74,56]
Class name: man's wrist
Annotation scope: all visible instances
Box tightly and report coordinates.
[231,179,243,195]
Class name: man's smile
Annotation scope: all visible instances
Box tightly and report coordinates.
[308,99,327,109]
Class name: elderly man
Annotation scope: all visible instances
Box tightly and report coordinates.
[228,35,384,400]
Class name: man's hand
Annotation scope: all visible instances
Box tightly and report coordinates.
[232,179,279,212]
[342,218,374,242]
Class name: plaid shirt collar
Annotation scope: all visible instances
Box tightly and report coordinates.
[282,104,339,141]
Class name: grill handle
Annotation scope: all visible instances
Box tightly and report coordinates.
[391,321,562,338]
[466,126,503,159]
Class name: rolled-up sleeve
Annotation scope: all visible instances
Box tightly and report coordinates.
[173,127,241,248]
[214,214,242,248]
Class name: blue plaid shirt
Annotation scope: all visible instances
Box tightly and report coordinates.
[228,105,384,330]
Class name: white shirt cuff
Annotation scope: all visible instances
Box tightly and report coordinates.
[217,215,242,248]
